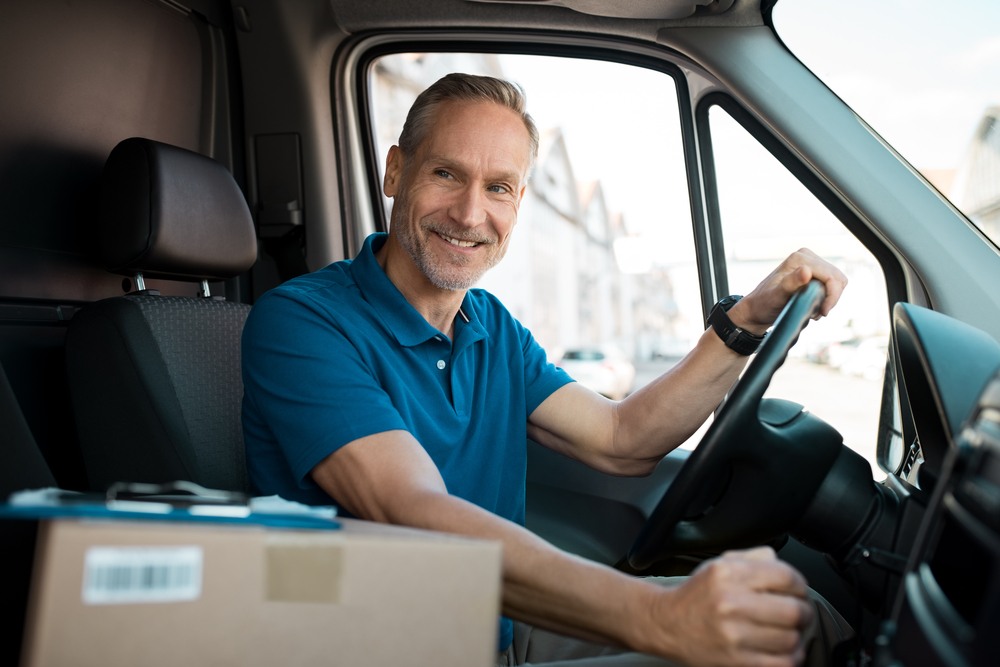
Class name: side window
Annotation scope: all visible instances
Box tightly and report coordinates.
[370,54,704,406]
[707,105,890,476]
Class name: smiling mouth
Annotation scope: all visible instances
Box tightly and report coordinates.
[437,232,480,248]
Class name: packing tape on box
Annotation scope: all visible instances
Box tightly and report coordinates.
[265,543,343,603]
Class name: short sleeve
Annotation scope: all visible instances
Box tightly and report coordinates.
[517,316,573,415]
[241,288,408,485]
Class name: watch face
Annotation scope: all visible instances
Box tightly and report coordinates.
[720,295,742,311]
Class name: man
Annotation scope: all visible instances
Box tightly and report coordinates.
[242,73,851,666]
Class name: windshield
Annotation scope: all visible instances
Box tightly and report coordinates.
[772,0,1000,245]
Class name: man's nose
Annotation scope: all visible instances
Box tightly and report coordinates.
[449,186,487,227]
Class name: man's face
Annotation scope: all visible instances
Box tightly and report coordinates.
[383,100,531,291]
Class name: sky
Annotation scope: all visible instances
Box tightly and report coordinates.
[772,0,1000,172]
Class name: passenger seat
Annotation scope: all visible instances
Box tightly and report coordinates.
[65,138,257,493]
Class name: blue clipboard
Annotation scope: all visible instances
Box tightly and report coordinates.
[1,481,340,531]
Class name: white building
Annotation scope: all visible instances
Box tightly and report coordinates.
[953,106,1000,241]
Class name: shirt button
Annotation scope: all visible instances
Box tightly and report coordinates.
[436,360,446,370]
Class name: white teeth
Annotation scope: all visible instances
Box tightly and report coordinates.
[442,234,477,248]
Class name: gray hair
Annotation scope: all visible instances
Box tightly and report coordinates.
[398,72,539,165]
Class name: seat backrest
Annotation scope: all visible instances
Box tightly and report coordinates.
[66,138,257,493]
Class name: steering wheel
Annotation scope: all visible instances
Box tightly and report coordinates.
[627,279,844,571]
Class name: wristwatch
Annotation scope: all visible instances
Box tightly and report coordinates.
[707,295,766,356]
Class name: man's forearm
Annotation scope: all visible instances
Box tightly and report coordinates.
[530,326,750,477]
[612,326,750,464]
[530,252,848,478]
[388,487,669,653]
[312,432,816,667]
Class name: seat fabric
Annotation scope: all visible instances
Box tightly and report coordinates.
[67,296,250,491]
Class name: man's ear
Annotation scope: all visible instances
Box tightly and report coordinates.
[383,146,403,197]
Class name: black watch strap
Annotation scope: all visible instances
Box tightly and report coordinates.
[707,295,766,356]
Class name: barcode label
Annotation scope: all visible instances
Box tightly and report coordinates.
[82,546,203,605]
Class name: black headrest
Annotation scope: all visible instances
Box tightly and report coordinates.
[99,138,257,281]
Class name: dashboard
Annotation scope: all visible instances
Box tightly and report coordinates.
[878,303,1000,665]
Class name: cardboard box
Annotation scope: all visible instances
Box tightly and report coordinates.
[19,517,502,666]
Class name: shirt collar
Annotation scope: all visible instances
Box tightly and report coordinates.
[350,233,486,348]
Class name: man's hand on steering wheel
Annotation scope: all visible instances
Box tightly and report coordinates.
[727,248,849,337]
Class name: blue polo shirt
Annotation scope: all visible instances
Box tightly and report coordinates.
[242,233,572,649]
